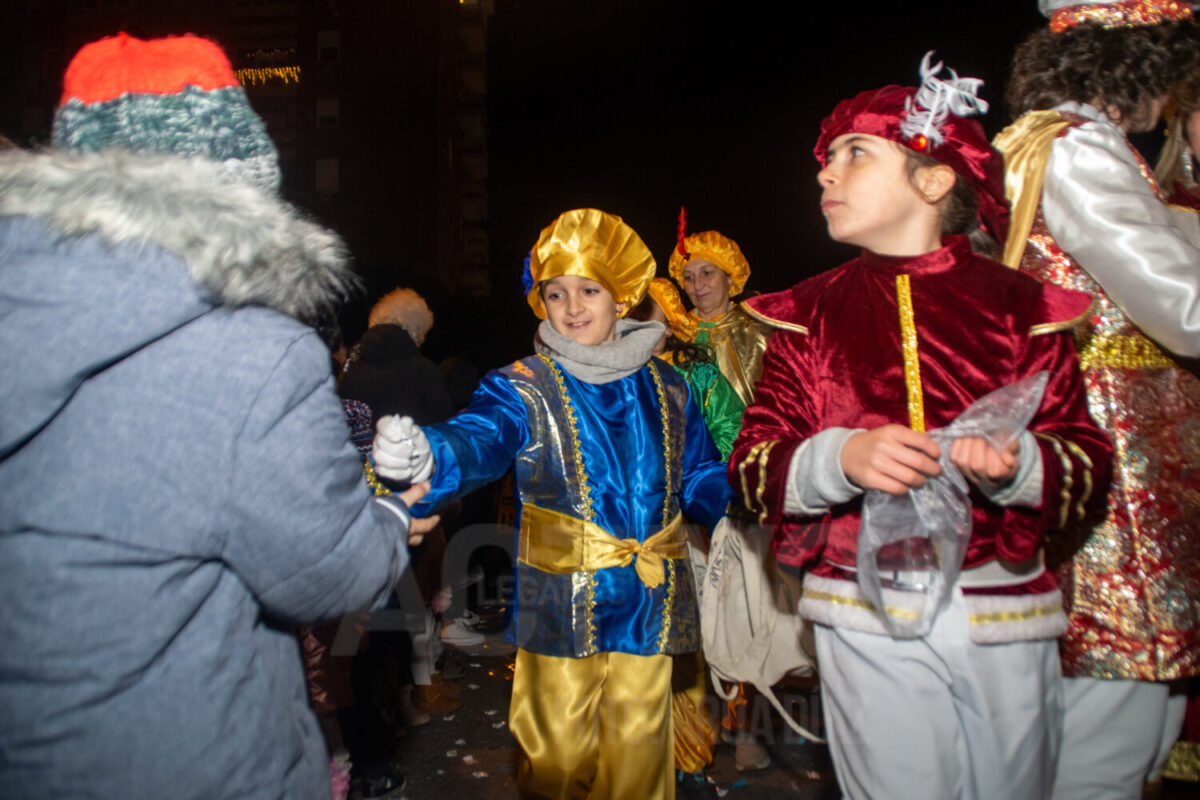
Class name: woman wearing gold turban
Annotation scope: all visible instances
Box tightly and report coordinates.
[668,222,771,406]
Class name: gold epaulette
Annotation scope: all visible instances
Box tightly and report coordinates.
[993,111,1075,269]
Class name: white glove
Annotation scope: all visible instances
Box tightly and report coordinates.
[372,415,434,483]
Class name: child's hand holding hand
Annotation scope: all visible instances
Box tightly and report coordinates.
[840,424,942,495]
[949,437,1019,488]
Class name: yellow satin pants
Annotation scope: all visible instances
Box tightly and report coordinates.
[510,648,675,800]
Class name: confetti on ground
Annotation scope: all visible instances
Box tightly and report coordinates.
[470,662,482,667]
[805,770,821,780]
[455,739,466,745]
[462,755,476,765]
[442,715,455,721]
[492,721,506,729]
[730,779,748,789]
[446,750,457,758]
[484,709,498,716]
[467,684,480,690]
[472,771,488,779]
[436,770,444,776]
[717,790,728,798]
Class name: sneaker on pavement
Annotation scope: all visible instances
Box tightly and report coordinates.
[734,732,771,772]
[441,619,485,647]
[355,767,406,800]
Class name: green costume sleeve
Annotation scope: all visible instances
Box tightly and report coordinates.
[676,360,744,462]
[701,370,744,461]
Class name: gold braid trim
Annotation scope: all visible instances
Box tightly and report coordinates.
[587,570,598,652]
[539,354,594,521]
[802,588,922,620]
[1034,432,1073,528]
[757,440,779,525]
[738,441,770,516]
[968,604,1063,625]
[649,360,673,528]
[805,587,1066,626]
[657,559,676,652]
[895,275,925,432]
[1062,439,1095,523]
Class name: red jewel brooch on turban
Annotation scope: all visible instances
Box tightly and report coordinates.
[899,52,989,152]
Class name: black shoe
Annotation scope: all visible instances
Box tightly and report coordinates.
[356,767,406,800]
[676,770,718,799]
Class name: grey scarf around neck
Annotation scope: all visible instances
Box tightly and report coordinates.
[534,318,665,384]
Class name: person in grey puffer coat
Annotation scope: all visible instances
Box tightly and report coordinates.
[0,33,432,799]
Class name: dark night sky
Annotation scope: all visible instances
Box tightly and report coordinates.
[3,2,1144,368]
[425,0,1054,365]
[484,0,1049,301]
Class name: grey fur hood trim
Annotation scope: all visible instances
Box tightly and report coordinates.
[0,149,357,321]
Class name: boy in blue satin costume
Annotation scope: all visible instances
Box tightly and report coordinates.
[373,208,731,799]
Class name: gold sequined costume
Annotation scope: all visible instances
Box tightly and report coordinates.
[689,306,771,407]
[997,105,1200,682]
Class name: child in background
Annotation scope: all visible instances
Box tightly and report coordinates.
[373,208,731,800]
[731,54,1112,799]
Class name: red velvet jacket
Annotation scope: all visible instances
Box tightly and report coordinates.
[730,236,1113,576]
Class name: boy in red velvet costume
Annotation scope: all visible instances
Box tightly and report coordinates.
[730,55,1112,800]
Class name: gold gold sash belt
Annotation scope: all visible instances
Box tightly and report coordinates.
[1077,332,1177,370]
[519,504,686,589]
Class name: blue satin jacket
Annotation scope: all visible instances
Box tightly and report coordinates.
[416,354,731,658]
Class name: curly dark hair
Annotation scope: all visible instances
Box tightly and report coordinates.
[1005,20,1200,124]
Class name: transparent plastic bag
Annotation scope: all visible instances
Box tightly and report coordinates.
[856,371,1050,638]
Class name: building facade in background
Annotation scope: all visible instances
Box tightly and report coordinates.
[2,0,493,305]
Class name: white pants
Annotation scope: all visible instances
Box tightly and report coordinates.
[1052,676,1187,799]
[814,589,1062,800]
[410,607,442,686]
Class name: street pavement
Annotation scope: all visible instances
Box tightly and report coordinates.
[388,605,841,799]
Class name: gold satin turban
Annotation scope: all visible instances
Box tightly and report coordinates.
[667,230,752,296]
[525,208,656,320]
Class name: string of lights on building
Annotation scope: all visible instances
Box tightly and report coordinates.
[235,66,301,86]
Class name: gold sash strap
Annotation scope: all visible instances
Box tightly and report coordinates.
[1077,332,1177,369]
[519,504,686,589]
[993,111,1074,268]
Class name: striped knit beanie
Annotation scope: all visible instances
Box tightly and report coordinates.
[52,32,281,193]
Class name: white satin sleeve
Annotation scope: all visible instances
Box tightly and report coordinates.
[1042,120,1200,356]
[1169,205,1200,249]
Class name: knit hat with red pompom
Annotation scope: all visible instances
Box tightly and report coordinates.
[52,32,280,192]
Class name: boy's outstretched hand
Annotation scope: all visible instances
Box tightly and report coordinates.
[949,437,1019,488]
[841,424,942,495]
